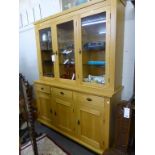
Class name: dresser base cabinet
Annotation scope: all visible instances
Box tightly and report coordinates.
[35,83,121,154]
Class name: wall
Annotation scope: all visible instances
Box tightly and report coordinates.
[19,0,61,84]
[19,0,135,100]
[121,1,135,100]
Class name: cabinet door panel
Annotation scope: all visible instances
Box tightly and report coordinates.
[77,94,105,149]
[54,97,75,135]
[36,91,53,124]
[38,27,55,77]
[55,17,78,81]
[79,8,110,86]
[78,106,104,149]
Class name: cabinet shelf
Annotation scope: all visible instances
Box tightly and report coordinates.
[83,49,105,52]
[43,60,53,65]
[60,64,75,65]
[43,73,54,77]
[41,49,53,52]
[83,64,105,67]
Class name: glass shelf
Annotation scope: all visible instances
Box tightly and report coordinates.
[83,64,105,67]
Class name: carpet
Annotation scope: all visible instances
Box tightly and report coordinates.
[20,134,70,155]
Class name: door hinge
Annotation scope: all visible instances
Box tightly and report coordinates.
[77,74,79,79]
[110,13,111,19]
[73,109,74,112]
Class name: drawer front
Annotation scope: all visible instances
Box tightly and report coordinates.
[35,84,50,94]
[53,88,73,99]
[78,93,104,107]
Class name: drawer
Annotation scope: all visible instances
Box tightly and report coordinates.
[53,88,73,99]
[35,84,50,94]
[78,93,104,107]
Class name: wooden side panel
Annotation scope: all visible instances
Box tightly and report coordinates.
[109,90,122,147]
[114,0,125,90]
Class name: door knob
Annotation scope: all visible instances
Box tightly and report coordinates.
[86,98,92,101]
[77,120,80,125]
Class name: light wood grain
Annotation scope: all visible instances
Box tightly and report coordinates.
[34,0,125,153]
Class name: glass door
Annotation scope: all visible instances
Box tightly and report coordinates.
[39,28,54,77]
[56,20,76,80]
[80,10,110,85]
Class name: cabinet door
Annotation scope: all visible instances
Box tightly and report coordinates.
[53,88,75,135]
[78,7,110,86]
[76,93,105,149]
[37,26,55,78]
[55,17,78,81]
[36,91,53,124]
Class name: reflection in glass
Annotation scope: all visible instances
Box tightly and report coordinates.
[39,28,54,77]
[57,21,76,80]
[62,0,89,10]
[81,12,106,84]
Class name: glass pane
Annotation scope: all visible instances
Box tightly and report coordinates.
[57,21,76,80]
[62,0,89,11]
[81,12,106,85]
[39,28,54,77]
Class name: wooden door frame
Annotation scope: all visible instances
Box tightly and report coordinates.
[77,6,111,89]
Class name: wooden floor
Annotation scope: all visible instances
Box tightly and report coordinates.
[103,148,134,155]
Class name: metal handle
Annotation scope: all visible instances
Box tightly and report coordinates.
[50,109,52,113]
[86,98,92,101]
[60,92,64,95]
[77,120,80,125]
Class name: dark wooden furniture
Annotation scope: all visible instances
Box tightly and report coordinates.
[19,74,38,155]
[114,100,132,152]
[103,99,135,155]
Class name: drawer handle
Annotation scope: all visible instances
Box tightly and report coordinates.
[41,87,44,90]
[86,98,92,101]
[50,109,52,113]
[60,92,64,95]
[77,120,80,125]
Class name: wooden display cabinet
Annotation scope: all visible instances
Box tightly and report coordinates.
[34,0,125,154]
